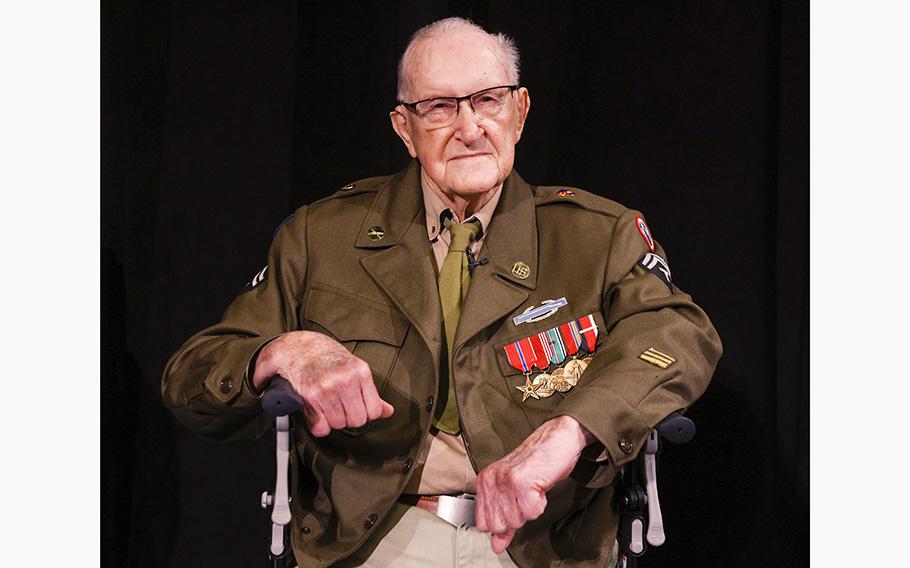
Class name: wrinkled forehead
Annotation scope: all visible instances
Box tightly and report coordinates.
[406,32,511,99]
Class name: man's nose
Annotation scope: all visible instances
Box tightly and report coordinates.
[453,99,483,144]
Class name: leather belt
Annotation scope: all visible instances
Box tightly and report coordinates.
[399,493,477,527]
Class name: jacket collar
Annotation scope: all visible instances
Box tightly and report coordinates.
[355,161,424,249]
[356,160,538,356]
[355,160,538,287]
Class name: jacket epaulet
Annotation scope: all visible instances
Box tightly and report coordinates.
[532,185,627,219]
[310,175,391,207]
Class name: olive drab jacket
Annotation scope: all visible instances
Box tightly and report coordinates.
[162,160,722,567]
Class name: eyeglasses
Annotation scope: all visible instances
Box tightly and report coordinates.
[398,85,519,126]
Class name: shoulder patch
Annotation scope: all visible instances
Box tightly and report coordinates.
[533,185,626,218]
[635,216,655,252]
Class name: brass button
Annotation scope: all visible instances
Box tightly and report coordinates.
[364,513,378,529]
[341,183,355,191]
[618,436,634,455]
[425,395,434,412]
[301,526,310,534]
[218,377,233,393]
[402,458,413,473]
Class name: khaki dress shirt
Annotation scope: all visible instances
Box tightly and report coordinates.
[401,183,502,495]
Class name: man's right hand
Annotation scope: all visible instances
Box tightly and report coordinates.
[252,331,394,436]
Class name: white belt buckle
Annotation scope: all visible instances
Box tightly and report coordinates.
[435,493,477,528]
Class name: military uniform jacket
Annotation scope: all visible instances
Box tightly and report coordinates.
[162,161,722,567]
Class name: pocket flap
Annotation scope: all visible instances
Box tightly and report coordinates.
[304,284,409,346]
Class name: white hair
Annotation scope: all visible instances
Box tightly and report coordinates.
[396,17,521,102]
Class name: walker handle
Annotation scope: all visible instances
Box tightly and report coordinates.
[262,376,302,416]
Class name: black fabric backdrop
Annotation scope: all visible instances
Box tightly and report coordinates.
[101,1,808,566]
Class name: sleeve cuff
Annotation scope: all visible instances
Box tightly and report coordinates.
[203,335,282,408]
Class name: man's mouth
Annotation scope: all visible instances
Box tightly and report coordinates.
[450,152,489,160]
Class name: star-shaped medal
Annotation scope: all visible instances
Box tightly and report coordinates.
[516,375,540,402]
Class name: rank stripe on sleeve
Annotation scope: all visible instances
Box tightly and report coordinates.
[638,252,673,291]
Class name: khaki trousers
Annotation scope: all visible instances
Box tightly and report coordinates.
[347,505,519,568]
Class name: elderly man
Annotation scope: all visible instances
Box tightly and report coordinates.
[162,17,721,568]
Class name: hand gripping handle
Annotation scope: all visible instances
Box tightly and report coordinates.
[262,376,302,416]
[261,378,298,559]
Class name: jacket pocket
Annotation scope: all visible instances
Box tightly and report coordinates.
[302,283,409,434]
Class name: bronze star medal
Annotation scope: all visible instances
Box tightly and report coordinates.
[516,375,541,401]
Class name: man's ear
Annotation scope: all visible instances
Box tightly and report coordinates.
[514,88,531,141]
[390,109,418,158]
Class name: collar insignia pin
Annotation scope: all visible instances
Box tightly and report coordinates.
[511,261,531,279]
[367,226,385,241]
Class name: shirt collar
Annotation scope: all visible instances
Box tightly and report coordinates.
[422,183,502,243]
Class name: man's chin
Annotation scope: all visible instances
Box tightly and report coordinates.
[447,181,501,199]
[445,171,505,199]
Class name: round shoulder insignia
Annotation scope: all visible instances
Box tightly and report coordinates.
[635,216,655,252]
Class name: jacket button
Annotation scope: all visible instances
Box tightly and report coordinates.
[219,377,233,393]
[301,526,310,534]
[425,396,434,412]
[618,436,634,455]
[364,513,378,529]
[402,458,413,473]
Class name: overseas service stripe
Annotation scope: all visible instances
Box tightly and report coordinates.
[639,353,671,369]
[644,348,675,364]
[639,348,676,369]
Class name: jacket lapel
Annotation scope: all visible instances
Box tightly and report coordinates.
[357,162,443,366]
[455,171,538,350]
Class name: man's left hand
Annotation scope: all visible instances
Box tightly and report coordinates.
[474,415,596,554]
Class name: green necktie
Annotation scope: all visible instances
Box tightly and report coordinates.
[435,217,482,435]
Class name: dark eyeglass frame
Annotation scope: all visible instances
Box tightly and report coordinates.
[398,84,520,118]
